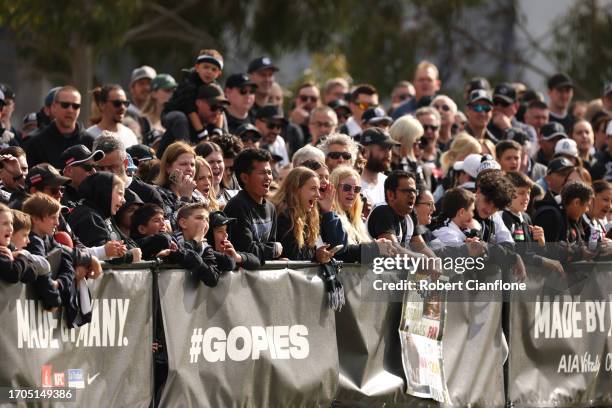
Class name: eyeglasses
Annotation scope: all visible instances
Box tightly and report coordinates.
[470,104,492,113]
[340,183,362,193]
[77,163,95,172]
[433,104,450,112]
[109,100,130,108]
[299,95,319,103]
[210,104,224,112]
[326,151,352,160]
[313,121,335,128]
[266,121,283,130]
[416,201,435,209]
[356,102,375,110]
[240,134,260,143]
[422,124,439,132]
[58,101,81,110]
[398,93,413,101]
[398,187,419,195]
[239,88,256,96]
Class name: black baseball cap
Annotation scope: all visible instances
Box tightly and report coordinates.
[209,211,237,230]
[126,144,155,164]
[362,107,392,126]
[26,165,70,189]
[505,128,530,146]
[466,77,491,94]
[256,105,287,123]
[467,89,493,105]
[225,73,257,89]
[541,122,567,141]
[547,157,574,174]
[547,73,573,90]
[360,128,400,148]
[493,83,516,104]
[236,124,262,140]
[196,84,229,104]
[247,57,279,74]
[328,99,350,113]
[60,145,105,168]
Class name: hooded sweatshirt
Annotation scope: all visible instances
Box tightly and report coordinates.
[67,172,136,264]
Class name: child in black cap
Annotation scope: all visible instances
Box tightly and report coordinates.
[131,203,231,287]
[204,210,261,270]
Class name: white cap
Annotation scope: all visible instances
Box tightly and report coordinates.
[453,153,482,179]
[477,160,501,174]
[131,65,157,84]
[606,120,612,136]
[554,138,578,158]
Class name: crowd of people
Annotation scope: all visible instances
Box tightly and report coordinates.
[1,50,612,321]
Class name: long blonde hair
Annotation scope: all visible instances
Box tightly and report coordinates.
[440,132,482,174]
[271,167,320,248]
[329,165,371,244]
[155,141,196,187]
[195,157,219,211]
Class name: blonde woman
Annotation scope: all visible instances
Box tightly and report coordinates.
[195,157,219,211]
[330,165,371,244]
[439,132,482,175]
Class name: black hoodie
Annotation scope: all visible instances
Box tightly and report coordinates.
[67,172,136,264]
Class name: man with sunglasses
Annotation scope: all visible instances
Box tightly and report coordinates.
[224,73,257,134]
[339,84,379,138]
[59,145,105,211]
[430,95,457,150]
[254,105,289,167]
[290,81,321,144]
[465,89,498,144]
[308,106,338,146]
[24,86,95,170]
[321,133,358,172]
[86,84,138,148]
[0,147,27,204]
[487,83,535,143]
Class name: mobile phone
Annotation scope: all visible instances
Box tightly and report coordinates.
[169,169,182,185]
[329,244,344,255]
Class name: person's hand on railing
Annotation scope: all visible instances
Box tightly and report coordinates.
[130,248,142,263]
[541,257,565,279]
[529,225,545,246]
[315,244,333,264]
[88,256,103,279]
[105,240,127,258]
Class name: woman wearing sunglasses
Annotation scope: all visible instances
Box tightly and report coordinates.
[87,84,139,148]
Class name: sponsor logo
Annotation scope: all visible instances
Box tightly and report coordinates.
[87,372,100,385]
[41,365,53,388]
[54,372,65,387]
[67,369,85,389]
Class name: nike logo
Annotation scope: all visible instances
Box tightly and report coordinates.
[87,372,100,385]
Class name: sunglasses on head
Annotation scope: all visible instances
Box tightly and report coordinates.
[299,95,319,103]
[58,101,81,110]
[470,104,492,113]
[434,104,450,112]
[109,100,130,108]
[422,124,439,132]
[340,183,362,194]
[266,121,283,130]
[327,151,352,161]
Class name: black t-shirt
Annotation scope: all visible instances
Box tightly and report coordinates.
[366,204,420,247]
[225,111,253,135]
[549,111,574,133]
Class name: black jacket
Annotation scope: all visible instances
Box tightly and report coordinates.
[128,177,163,208]
[0,252,37,284]
[24,122,94,169]
[225,190,278,263]
[204,228,261,270]
[501,210,545,267]
[163,69,204,117]
[67,172,136,264]
[276,210,316,261]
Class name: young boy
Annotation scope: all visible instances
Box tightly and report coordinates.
[23,193,89,326]
[432,188,477,244]
[204,210,261,270]
[502,172,564,275]
[495,140,522,173]
[131,203,230,287]
[10,209,62,308]
[162,49,224,144]
[175,203,237,271]
[0,204,39,284]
